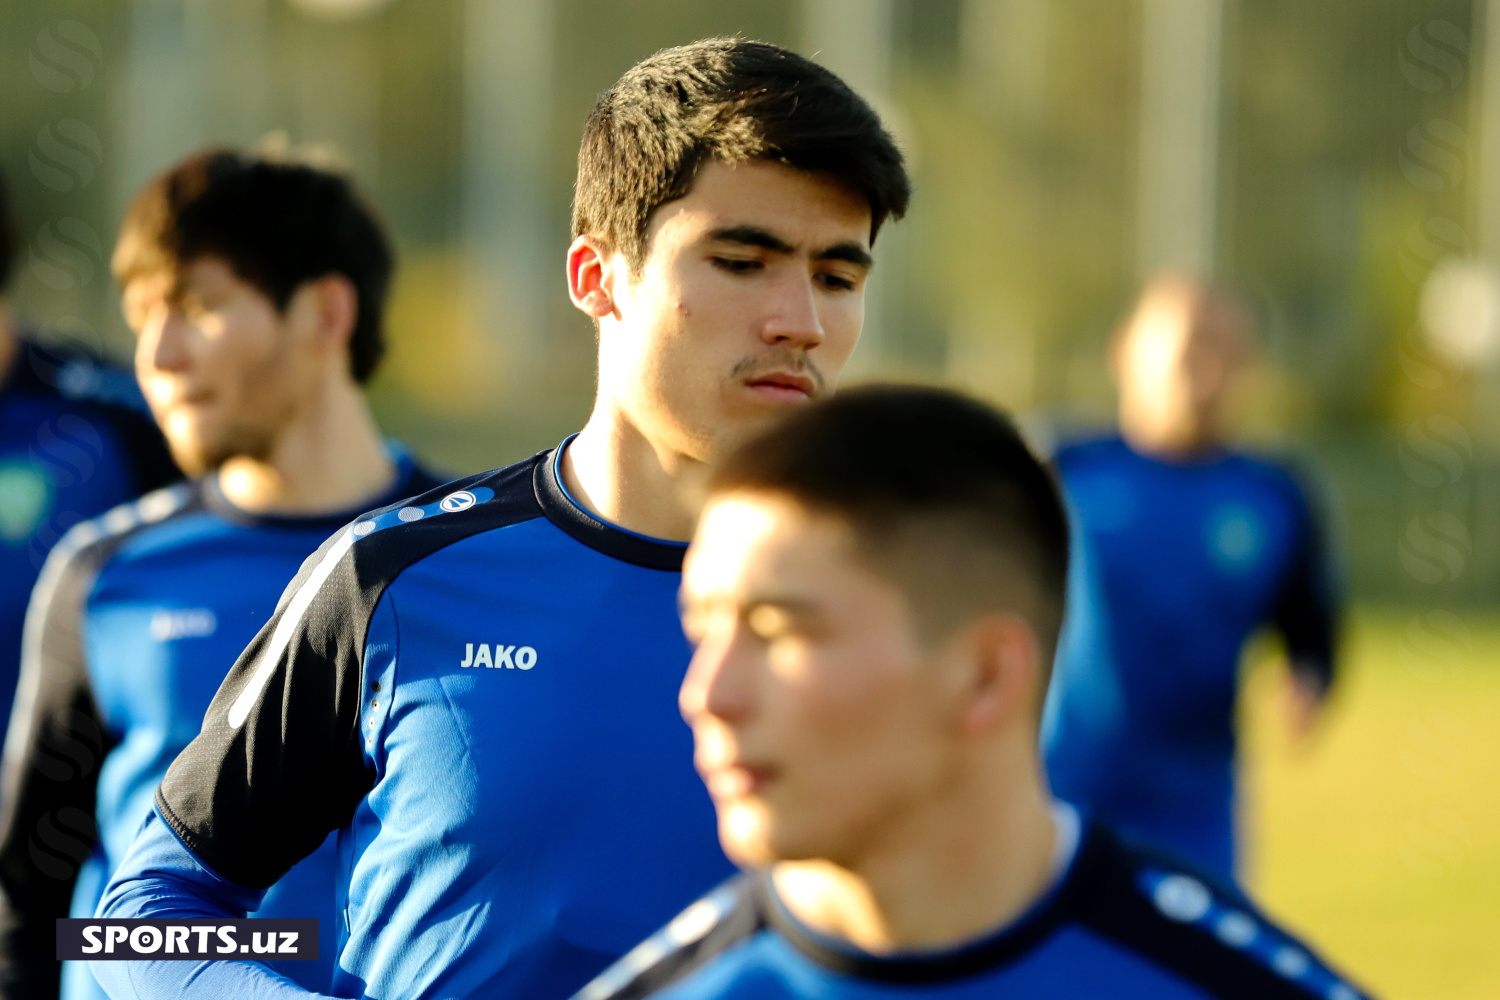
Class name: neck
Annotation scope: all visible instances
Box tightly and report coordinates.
[216,366,394,517]
[559,397,706,542]
[772,744,1060,954]
[1117,408,1222,461]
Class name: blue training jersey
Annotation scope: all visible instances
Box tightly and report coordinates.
[1043,435,1339,878]
[0,336,178,754]
[93,442,737,1000]
[575,816,1371,1000]
[0,451,440,999]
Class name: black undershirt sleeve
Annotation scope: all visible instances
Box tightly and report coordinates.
[1269,473,1341,698]
[154,527,377,890]
[0,536,118,1000]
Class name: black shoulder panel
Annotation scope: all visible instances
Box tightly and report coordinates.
[0,483,198,999]
[572,877,762,1000]
[1074,828,1372,1000]
[155,455,548,889]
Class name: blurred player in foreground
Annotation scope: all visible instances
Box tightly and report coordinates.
[579,385,1369,1000]
[1044,274,1341,880]
[0,170,178,752]
[93,39,909,1000]
[0,149,442,999]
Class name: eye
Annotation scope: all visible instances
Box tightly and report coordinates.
[817,272,857,291]
[178,295,211,321]
[711,257,764,275]
[746,605,794,642]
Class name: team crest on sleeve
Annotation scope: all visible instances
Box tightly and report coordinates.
[440,490,478,513]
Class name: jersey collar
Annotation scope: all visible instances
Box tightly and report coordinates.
[759,806,1098,984]
[532,436,688,573]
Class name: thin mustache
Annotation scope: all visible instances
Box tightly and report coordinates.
[730,353,826,395]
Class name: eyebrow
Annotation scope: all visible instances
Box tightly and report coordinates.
[708,226,796,255]
[707,226,874,270]
[680,592,822,618]
[815,242,874,270]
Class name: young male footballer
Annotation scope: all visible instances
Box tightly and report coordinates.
[1045,274,1341,879]
[579,385,1369,1000]
[0,150,441,1000]
[92,39,909,1000]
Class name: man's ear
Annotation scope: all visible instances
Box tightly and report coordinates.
[306,274,359,355]
[951,613,1044,738]
[567,235,619,321]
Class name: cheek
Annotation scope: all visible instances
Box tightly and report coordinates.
[819,296,864,362]
[213,311,285,381]
[787,663,928,782]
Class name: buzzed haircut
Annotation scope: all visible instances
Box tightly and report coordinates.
[112,149,394,383]
[573,37,911,272]
[710,384,1071,666]
[0,170,14,291]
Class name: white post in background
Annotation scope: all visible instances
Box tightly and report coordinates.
[1472,0,1500,587]
[1478,0,1500,261]
[961,0,1051,122]
[1135,0,1225,278]
[802,0,900,375]
[117,0,210,216]
[197,0,274,148]
[949,0,1052,410]
[463,0,555,377]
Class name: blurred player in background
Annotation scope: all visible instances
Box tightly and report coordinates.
[1044,273,1342,880]
[0,169,178,754]
[0,149,442,999]
[579,384,1369,1000]
[92,39,909,1000]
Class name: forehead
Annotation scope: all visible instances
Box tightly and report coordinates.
[123,256,248,302]
[646,159,872,250]
[1125,290,1247,360]
[685,493,856,598]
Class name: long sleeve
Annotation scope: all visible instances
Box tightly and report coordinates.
[1269,472,1342,698]
[0,527,117,999]
[92,523,382,999]
[91,808,333,999]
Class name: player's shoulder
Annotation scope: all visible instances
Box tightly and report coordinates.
[573,877,764,1000]
[1053,434,1130,473]
[333,451,551,580]
[1216,447,1324,519]
[49,481,202,574]
[31,482,202,616]
[1073,825,1371,1000]
[9,336,152,416]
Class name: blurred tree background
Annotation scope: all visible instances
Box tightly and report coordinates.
[3,0,1494,608]
[3,1,1499,995]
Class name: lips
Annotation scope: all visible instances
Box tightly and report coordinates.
[744,370,815,400]
[703,763,778,800]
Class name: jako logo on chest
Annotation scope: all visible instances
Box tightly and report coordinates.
[460,643,538,670]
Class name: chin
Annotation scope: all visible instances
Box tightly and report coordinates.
[718,802,782,867]
[164,437,213,477]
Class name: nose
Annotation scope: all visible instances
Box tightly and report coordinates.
[138,306,194,376]
[679,627,755,728]
[759,271,825,352]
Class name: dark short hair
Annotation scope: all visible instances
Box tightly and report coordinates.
[573,38,911,271]
[709,385,1071,671]
[0,170,14,291]
[112,149,395,383]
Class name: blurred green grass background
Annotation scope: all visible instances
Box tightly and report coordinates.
[1244,605,1500,1000]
